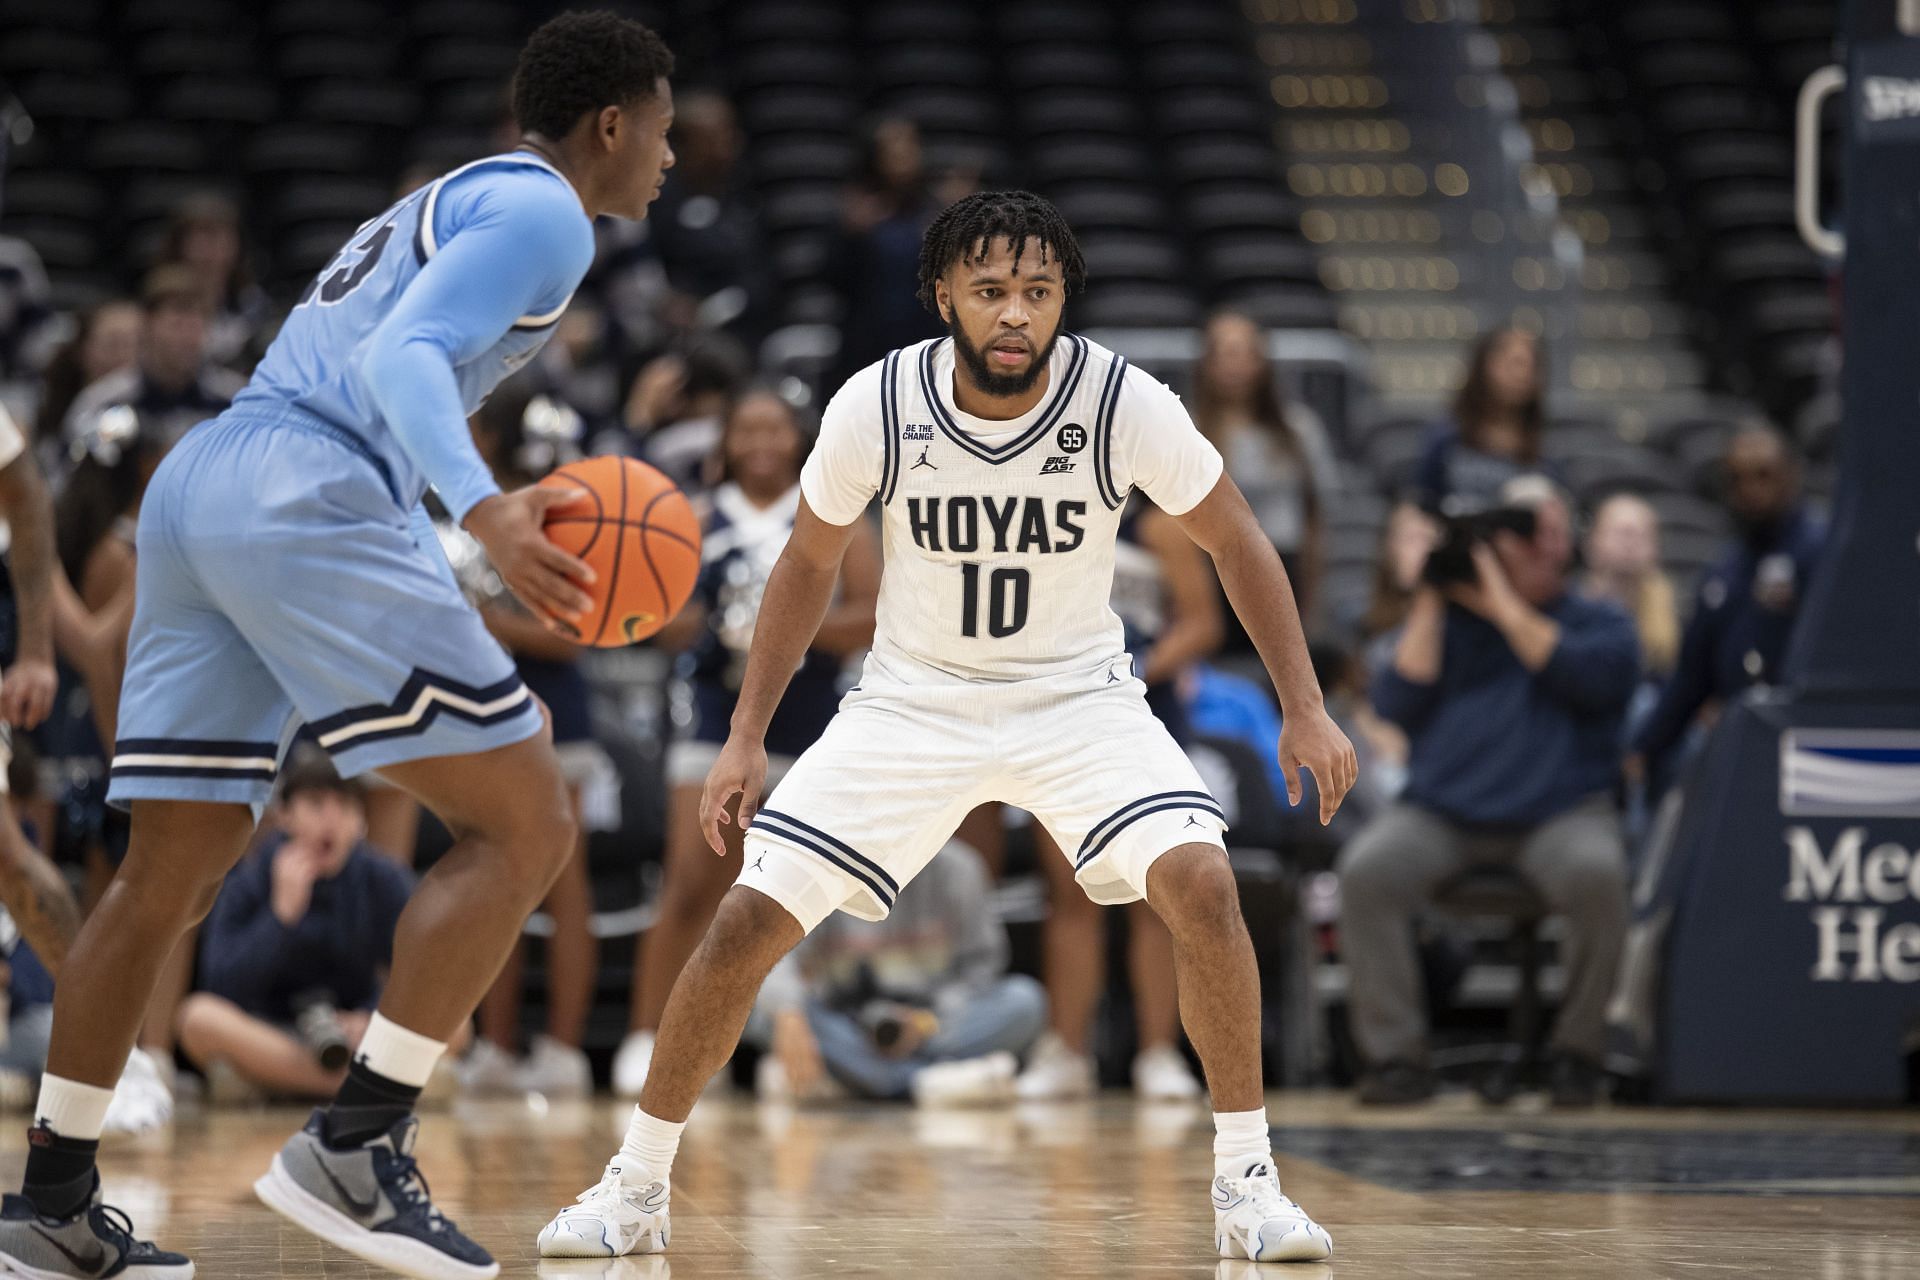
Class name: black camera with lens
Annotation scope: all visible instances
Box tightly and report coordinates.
[1421,505,1537,587]
[291,989,352,1071]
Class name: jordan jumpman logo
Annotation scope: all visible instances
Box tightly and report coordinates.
[911,447,937,470]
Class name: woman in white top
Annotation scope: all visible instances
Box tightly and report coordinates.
[1188,310,1336,631]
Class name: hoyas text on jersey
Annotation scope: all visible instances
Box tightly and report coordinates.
[906,496,1087,555]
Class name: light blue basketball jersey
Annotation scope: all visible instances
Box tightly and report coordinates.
[234,151,594,514]
[104,151,597,808]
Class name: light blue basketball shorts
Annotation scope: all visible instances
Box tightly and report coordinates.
[107,405,544,810]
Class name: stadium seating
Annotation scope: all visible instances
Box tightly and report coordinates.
[1567,0,1839,427]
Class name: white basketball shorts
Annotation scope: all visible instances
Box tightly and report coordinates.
[737,659,1227,933]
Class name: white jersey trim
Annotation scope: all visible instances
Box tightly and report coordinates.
[414,151,577,330]
[915,334,1089,466]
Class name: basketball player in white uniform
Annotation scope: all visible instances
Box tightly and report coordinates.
[540,191,1356,1265]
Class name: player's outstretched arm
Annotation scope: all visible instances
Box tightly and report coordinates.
[700,498,865,853]
[1173,474,1358,824]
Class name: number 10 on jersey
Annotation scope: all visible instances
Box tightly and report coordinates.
[959,563,1030,638]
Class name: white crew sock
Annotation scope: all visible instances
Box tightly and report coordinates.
[355,1012,447,1088]
[1212,1108,1274,1180]
[617,1107,685,1181]
[33,1073,115,1141]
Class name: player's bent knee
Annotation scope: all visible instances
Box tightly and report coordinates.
[483,775,578,892]
[1149,844,1242,932]
[108,859,226,932]
[706,885,805,967]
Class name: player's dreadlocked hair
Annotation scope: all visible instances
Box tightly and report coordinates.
[512,11,675,140]
[915,190,1088,316]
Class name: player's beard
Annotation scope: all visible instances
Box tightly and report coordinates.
[948,315,1059,399]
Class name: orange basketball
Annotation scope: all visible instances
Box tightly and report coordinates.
[538,456,702,647]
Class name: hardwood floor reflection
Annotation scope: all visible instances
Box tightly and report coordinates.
[4,1092,1915,1277]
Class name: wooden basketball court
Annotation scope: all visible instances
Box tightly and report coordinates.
[12,1092,1917,1277]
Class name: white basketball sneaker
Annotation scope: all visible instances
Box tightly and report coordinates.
[1211,1160,1332,1263]
[1132,1044,1203,1101]
[537,1162,670,1258]
[611,1031,655,1099]
[459,1039,524,1097]
[521,1035,593,1100]
[103,1048,174,1136]
[911,1052,1018,1108]
[1014,1031,1096,1100]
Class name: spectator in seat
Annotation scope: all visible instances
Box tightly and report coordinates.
[613,336,750,496]
[178,759,437,1102]
[647,91,771,348]
[1417,327,1549,514]
[1338,502,1443,801]
[155,192,271,370]
[1358,501,1442,658]
[32,300,141,441]
[1189,310,1337,622]
[60,268,242,463]
[752,841,1046,1106]
[0,229,51,385]
[1337,476,1636,1107]
[1583,492,1680,841]
[826,116,980,391]
[1583,493,1679,683]
[1628,426,1824,782]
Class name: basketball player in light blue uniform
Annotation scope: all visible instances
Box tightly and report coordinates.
[0,15,677,1280]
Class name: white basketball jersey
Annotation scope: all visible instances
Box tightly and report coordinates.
[801,334,1223,684]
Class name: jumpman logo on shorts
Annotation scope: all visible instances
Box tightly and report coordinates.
[1184,815,1203,829]
[911,447,937,471]
[749,855,765,873]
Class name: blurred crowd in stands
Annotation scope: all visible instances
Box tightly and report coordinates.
[0,98,1828,1117]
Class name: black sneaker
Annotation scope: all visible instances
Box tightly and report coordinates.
[253,1109,497,1280]
[1356,1060,1435,1106]
[0,1180,194,1277]
[1550,1055,1606,1108]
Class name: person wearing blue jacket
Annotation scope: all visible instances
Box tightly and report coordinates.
[1338,477,1637,1108]
[1630,426,1825,777]
[177,760,416,1095]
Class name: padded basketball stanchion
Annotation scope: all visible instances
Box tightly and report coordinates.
[1651,0,1920,1104]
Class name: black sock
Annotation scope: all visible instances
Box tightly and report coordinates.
[22,1126,99,1220]
[323,1059,422,1149]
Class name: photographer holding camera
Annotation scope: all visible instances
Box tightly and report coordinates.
[177,758,432,1102]
[1337,477,1637,1107]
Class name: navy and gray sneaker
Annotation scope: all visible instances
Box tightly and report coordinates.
[0,1181,193,1278]
[253,1110,497,1280]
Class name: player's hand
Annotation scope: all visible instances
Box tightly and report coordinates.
[772,1008,823,1096]
[1278,705,1359,826]
[0,657,56,729]
[464,487,597,629]
[700,734,768,855]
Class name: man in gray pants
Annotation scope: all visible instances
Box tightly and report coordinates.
[1339,479,1637,1107]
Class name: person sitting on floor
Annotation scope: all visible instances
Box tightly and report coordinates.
[753,840,1046,1107]
[177,758,455,1102]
